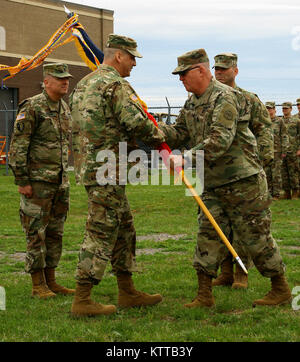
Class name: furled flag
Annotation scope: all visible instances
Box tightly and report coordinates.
[0,13,78,87]
[64,6,103,71]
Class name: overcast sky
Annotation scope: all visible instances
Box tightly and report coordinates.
[67,0,300,114]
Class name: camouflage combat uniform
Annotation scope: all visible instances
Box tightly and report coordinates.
[70,64,164,284]
[266,115,289,197]
[281,114,300,194]
[69,92,89,185]
[292,105,300,187]
[231,86,273,268]
[212,53,274,271]
[160,74,285,278]
[235,86,274,169]
[9,89,71,274]
[292,113,300,120]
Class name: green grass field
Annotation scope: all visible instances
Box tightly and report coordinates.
[0,170,299,342]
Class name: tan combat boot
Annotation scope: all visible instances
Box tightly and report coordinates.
[291,189,298,200]
[31,269,56,299]
[252,274,292,307]
[232,264,248,289]
[212,256,234,287]
[184,271,215,308]
[71,282,117,317]
[117,272,162,308]
[44,267,75,295]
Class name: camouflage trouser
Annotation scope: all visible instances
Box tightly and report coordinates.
[20,181,69,274]
[282,153,299,192]
[193,171,285,278]
[75,184,137,284]
[266,153,283,197]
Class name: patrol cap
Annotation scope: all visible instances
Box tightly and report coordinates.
[282,102,293,108]
[296,98,300,104]
[106,34,142,58]
[43,63,73,78]
[213,53,238,69]
[172,49,209,75]
[265,101,276,108]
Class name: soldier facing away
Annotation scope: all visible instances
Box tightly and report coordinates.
[69,34,165,317]
[265,101,289,200]
[9,63,75,298]
[212,52,274,290]
[160,49,291,308]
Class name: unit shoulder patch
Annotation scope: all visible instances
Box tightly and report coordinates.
[219,103,237,128]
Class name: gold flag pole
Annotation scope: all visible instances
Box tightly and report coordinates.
[179,169,248,274]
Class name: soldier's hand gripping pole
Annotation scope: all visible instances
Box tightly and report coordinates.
[137,100,248,275]
[179,169,248,275]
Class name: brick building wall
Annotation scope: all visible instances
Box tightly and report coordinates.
[0,0,114,102]
[0,0,114,164]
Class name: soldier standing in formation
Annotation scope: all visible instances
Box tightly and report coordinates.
[281,102,300,199]
[9,63,75,298]
[293,98,300,120]
[69,34,165,317]
[161,49,291,308]
[212,52,274,290]
[292,98,300,190]
[264,102,289,200]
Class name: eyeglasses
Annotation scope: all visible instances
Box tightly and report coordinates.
[180,66,200,76]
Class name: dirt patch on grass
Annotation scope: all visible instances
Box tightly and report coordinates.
[223,309,245,315]
[1,247,185,261]
[284,253,298,258]
[136,248,165,255]
[137,233,187,242]
[136,248,185,256]
[282,246,300,250]
[11,252,26,261]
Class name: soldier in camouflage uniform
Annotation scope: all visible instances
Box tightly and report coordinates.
[9,63,75,298]
[281,102,300,199]
[292,98,300,120]
[161,49,291,308]
[70,34,165,317]
[211,53,274,290]
[265,101,289,199]
[292,98,300,190]
[214,53,274,168]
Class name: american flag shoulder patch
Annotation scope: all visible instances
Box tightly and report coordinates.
[130,94,138,103]
[16,113,25,121]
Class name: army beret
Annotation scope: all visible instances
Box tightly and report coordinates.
[296,98,300,104]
